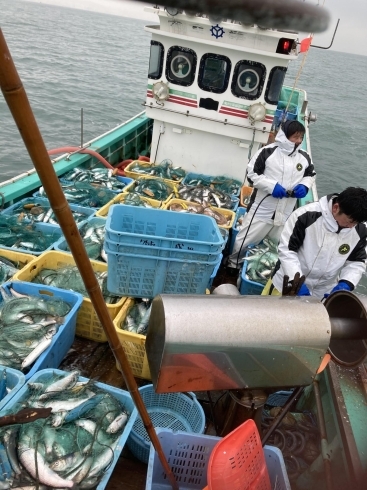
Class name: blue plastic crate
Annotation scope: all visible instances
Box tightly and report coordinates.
[1,197,95,223]
[54,216,106,255]
[0,366,25,411]
[182,172,242,197]
[105,205,225,254]
[0,222,63,256]
[1,368,137,490]
[239,260,265,295]
[146,429,290,490]
[104,237,221,263]
[207,253,223,289]
[127,385,205,464]
[229,206,247,254]
[106,248,221,298]
[0,281,83,380]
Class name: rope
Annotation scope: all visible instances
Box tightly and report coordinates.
[285,45,311,113]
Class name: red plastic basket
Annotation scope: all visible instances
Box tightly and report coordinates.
[206,419,271,490]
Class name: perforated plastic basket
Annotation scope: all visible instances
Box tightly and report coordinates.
[105,248,221,298]
[105,205,225,254]
[0,281,83,380]
[182,172,242,198]
[207,419,271,490]
[240,259,264,296]
[95,193,162,218]
[229,206,247,254]
[0,366,25,411]
[124,161,185,186]
[0,248,36,277]
[1,197,95,223]
[162,199,236,230]
[54,216,106,259]
[0,222,63,256]
[113,298,151,380]
[2,368,138,490]
[127,385,206,464]
[12,251,126,342]
[145,429,290,490]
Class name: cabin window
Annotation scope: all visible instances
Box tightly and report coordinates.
[231,60,266,100]
[148,41,164,80]
[166,46,197,86]
[198,54,231,94]
[265,67,287,105]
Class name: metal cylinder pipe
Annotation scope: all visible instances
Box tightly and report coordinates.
[146,294,331,392]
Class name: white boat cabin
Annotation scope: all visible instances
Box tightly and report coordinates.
[144,7,299,181]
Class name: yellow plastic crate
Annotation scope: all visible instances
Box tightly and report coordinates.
[113,298,151,380]
[124,160,185,186]
[12,251,127,342]
[95,193,162,218]
[132,176,178,204]
[0,248,36,278]
[163,198,235,229]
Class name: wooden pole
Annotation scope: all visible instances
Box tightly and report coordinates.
[0,28,178,490]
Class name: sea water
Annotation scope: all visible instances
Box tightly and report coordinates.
[1,0,367,289]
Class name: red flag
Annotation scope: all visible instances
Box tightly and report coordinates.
[300,36,313,53]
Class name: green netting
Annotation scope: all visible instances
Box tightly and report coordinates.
[134,179,172,201]
[184,174,241,195]
[38,181,116,208]
[129,160,186,181]
[62,167,129,193]
[0,217,59,252]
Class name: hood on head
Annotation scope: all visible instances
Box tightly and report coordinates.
[275,128,298,155]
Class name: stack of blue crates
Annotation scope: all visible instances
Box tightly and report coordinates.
[104,205,225,298]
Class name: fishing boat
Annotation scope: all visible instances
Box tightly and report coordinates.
[0,3,366,490]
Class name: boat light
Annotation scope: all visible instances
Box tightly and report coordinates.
[248,103,266,124]
[152,81,169,102]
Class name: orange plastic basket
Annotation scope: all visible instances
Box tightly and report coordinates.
[206,419,271,490]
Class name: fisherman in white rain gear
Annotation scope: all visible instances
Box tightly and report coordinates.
[227,120,316,276]
[264,187,367,299]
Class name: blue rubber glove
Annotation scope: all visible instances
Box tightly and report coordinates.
[297,283,311,296]
[293,184,308,198]
[272,183,287,199]
[331,281,352,293]
[324,281,352,299]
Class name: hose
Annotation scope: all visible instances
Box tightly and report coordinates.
[47,146,126,176]
[235,193,271,268]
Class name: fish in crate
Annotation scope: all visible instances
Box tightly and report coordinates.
[0,369,134,489]
[0,287,73,373]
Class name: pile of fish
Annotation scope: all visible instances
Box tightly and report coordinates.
[0,216,60,253]
[5,199,90,225]
[38,182,116,209]
[0,370,130,489]
[122,192,159,208]
[184,174,241,196]
[133,179,174,201]
[120,299,152,335]
[62,167,130,193]
[245,239,278,285]
[31,266,121,304]
[0,255,28,284]
[0,287,71,372]
[128,160,186,182]
[167,201,231,227]
[178,185,237,210]
[63,221,106,262]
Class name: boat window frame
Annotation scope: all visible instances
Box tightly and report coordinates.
[166,46,197,87]
[265,66,288,105]
[231,60,266,101]
[198,53,232,94]
[148,41,165,80]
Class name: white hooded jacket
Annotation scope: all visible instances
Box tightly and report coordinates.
[247,128,316,225]
[272,195,367,299]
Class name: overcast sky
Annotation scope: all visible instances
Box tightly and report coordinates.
[23,0,367,56]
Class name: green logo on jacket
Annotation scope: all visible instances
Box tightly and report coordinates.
[296,163,303,171]
[339,244,350,255]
